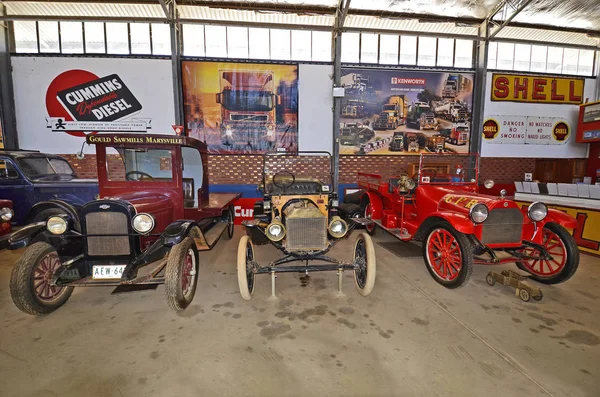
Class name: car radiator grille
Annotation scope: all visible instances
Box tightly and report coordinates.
[285,208,327,252]
[86,212,131,256]
[480,208,524,245]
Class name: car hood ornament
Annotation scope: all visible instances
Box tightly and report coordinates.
[99,204,110,210]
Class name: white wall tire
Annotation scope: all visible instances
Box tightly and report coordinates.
[237,235,255,301]
[353,233,376,296]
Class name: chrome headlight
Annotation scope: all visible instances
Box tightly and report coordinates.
[469,203,489,224]
[484,179,495,189]
[47,216,68,235]
[328,216,348,239]
[0,207,14,222]
[266,219,285,242]
[132,213,155,234]
[528,202,547,222]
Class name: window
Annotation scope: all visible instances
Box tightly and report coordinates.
[182,147,203,208]
[270,29,291,60]
[562,48,579,75]
[106,23,129,54]
[291,30,311,61]
[399,35,417,65]
[130,23,151,54]
[151,23,171,55]
[227,27,249,59]
[16,157,74,179]
[514,44,531,71]
[578,50,595,76]
[417,36,436,66]
[183,24,205,57]
[454,39,473,68]
[85,22,105,53]
[0,160,19,180]
[205,25,227,58]
[60,22,84,54]
[249,28,270,59]
[312,31,331,62]
[437,38,454,67]
[38,22,59,53]
[360,33,378,63]
[546,47,563,73]
[108,148,174,182]
[530,45,547,72]
[13,21,37,53]
[379,34,398,65]
[497,42,515,70]
[341,32,359,63]
[487,41,498,69]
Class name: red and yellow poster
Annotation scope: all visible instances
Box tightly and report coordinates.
[491,73,584,105]
[182,61,298,154]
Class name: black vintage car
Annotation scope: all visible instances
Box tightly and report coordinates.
[237,152,376,300]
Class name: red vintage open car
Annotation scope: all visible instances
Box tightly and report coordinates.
[358,153,580,289]
[7,134,240,315]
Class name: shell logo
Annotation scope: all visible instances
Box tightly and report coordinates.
[552,121,570,142]
[482,118,499,140]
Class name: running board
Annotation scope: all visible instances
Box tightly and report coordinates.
[111,284,158,294]
[372,219,412,240]
[204,222,228,249]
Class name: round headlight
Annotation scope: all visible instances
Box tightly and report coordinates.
[484,179,495,189]
[0,207,14,222]
[328,216,348,239]
[266,220,285,241]
[469,203,489,224]
[132,213,155,234]
[47,216,68,235]
[528,202,548,222]
[406,179,416,190]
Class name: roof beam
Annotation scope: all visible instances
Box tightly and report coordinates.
[486,0,535,39]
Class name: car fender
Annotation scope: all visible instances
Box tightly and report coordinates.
[424,212,475,235]
[162,220,209,250]
[360,191,383,219]
[545,208,578,229]
[26,200,81,230]
[5,222,47,250]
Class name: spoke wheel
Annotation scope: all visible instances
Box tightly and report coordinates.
[517,223,579,284]
[181,248,197,301]
[423,223,473,289]
[237,235,255,301]
[10,242,74,315]
[353,233,376,296]
[519,288,531,302]
[225,207,235,239]
[364,202,376,236]
[165,236,199,311]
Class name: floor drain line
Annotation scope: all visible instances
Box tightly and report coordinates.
[397,272,556,397]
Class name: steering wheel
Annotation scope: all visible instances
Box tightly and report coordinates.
[126,171,155,181]
[272,171,295,189]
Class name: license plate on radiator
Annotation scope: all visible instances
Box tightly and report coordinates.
[92,265,126,279]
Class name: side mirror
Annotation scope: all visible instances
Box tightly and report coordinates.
[215,93,222,104]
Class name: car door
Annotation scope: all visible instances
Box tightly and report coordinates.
[0,157,32,224]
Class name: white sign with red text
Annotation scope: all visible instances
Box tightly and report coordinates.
[485,115,570,145]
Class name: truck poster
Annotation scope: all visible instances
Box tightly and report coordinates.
[340,68,474,156]
[182,61,298,154]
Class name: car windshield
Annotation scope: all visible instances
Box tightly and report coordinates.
[221,90,274,112]
[17,157,75,179]
[107,147,174,182]
[263,152,332,194]
[416,153,478,185]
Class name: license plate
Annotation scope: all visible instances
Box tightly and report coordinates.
[92,265,126,279]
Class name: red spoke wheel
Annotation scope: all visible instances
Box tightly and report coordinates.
[10,242,74,315]
[237,235,255,301]
[423,223,473,289]
[166,236,199,311]
[364,202,377,236]
[517,223,579,284]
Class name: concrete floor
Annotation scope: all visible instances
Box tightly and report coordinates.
[1,228,599,397]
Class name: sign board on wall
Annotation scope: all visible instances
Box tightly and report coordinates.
[11,57,176,154]
[483,116,570,144]
[181,61,298,154]
[491,73,584,105]
[339,68,474,155]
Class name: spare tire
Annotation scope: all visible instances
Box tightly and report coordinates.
[343,190,364,205]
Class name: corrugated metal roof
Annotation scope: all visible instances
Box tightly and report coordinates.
[4,2,166,19]
[179,5,335,26]
[344,15,478,36]
[508,0,600,31]
[349,0,496,19]
[495,26,598,47]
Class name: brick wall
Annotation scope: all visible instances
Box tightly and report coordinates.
[61,153,538,186]
[61,154,126,181]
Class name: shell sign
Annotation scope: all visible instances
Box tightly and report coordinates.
[491,73,584,105]
[482,118,500,140]
[483,116,570,145]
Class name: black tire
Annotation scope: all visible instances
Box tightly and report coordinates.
[165,237,199,311]
[10,242,74,315]
[486,273,495,286]
[518,223,579,284]
[353,233,376,296]
[225,206,235,239]
[533,291,543,301]
[343,190,364,205]
[31,208,64,224]
[422,222,473,289]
